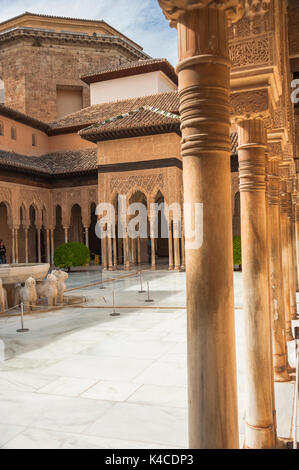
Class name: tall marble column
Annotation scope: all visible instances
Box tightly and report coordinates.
[50,229,55,265]
[124,230,130,271]
[168,219,174,270]
[173,221,181,270]
[14,228,19,264]
[280,171,294,342]
[64,227,69,244]
[113,225,118,269]
[238,118,276,449]
[107,223,113,271]
[11,227,15,264]
[180,218,186,271]
[287,179,297,320]
[159,1,240,449]
[37,226,41,263]
[137,236,141,266]
[25,227,29,264]
[84,227,89,249]
[46,229,51,264]
[267,155,290,382]
[150,211,156,270]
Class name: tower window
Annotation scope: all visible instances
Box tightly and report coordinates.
[11,127,16,140]
[32,134,37,147]
[0,122,3,136]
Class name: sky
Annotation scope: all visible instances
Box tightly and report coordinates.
[0,0,179,65]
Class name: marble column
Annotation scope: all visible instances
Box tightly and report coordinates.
[11,227,15,264]
[280,173,294,342]
[84,227,89,249]
[296,202,299,290]
[168,219,174,270]
[50,229,54,265]
[64,227,69,244]
[159,3,239,449]
[124,230,130,271]
[25,227,29,264]
[107,224,113,271]
[238,118,276,449]
[37,227,41,263]
[150,228,156,270]
[267,156,290,382]
[173,221,181,270]
[113,224,118,269]
[180,218,186,271]
[291,182,298,292]
[287,181,297,320]
[137,236,141,265]
[14,228,19,264]
[46,229,50,264]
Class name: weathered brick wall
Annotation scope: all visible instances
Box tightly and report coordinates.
[0,36,138,122]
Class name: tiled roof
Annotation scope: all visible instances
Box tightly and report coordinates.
[81,58,177,85]
[0,148,97,176]
[49,91,180,133]
[0,104,50,132]
[79,106,180,142]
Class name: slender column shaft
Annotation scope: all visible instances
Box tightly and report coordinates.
[64,227,69,244]
[11,228,15,264]
[124,230,130,271]
[25,228,29,264]
[267,158,290,382]
[150,219,156,270]
[173,221,181,270]
[280,182,294,342]
[181,218,186,270]
[176,6,238,449]
[85,227,89,249]
[108,224,113,271]
[137,236,141,265]
[15,228,19,264]
[113,225,118,269]
[238,118,276,449]
[168,220,174,270]
[287,189,297,320]
[46,229,50,264]
[50,229,54,265]
[37,227,41,263]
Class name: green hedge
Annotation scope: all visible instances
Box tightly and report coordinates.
[233,236,242,266]
[54,242,90,270]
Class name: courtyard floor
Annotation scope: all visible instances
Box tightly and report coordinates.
[0,268,296,449]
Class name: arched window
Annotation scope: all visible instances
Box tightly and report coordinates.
[0,121,3,136]
[0,79,4,104]
[11,126,16,140]
[32,134,37,147]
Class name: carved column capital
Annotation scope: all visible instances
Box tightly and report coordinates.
[158,0,245,27]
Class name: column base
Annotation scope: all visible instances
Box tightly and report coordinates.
[124,266,131,271]
[274,370,292,383]
[151,266,156,271]
[245,422,276,449]
[168,266,174,271]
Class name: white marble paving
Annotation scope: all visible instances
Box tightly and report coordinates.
[0,270,295,449]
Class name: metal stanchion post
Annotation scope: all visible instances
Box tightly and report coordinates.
[99,268,106,290]
[110,290,120,317]
[145,281,154,303]
[16,303,30,333]
[138,271,145,294]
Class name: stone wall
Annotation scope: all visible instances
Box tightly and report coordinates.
[0,36,140,122]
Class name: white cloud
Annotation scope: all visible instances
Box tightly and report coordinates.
[0,0,178,65]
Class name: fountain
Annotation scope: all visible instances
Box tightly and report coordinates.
[0,263,50,309]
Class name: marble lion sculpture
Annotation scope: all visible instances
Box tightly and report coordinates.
[0,279,8,313]
[36,274,58,307]
[52,270,68,304]
[15,277,37,312]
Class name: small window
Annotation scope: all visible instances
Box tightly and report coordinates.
[32,134,37,147]
[11,127,16,140]
[0,122,3,136]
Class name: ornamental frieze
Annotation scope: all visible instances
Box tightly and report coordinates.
[230,89,269,118]
[110,174,165,196]
[229,34,272,68]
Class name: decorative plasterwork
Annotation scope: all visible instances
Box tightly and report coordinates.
[110,174,165,195]
[229,34,272,68]
[230,89,269,119]
[158,0,245,27]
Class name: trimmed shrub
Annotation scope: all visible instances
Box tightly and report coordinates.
[233,236,242,266]
[54,242,90,270]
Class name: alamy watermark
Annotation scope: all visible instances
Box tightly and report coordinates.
[94,196,204,250]
[291,79,299,105]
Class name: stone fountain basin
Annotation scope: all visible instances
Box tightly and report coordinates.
[0,264,50,309]
[0,263,50,285]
